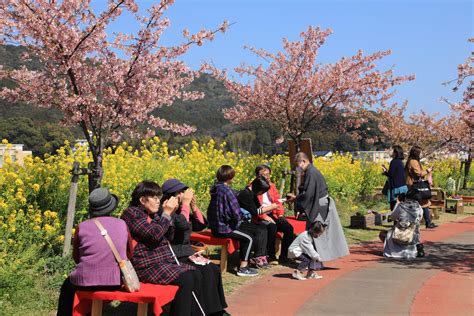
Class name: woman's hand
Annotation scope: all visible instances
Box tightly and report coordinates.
[262,215,275,224]
[190,195,197,210]
[163,196,179,216]
[381,164,388,173]
[181,188,194,206]
[286,193,296,202]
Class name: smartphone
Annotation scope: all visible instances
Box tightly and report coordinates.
[278,198,287,203]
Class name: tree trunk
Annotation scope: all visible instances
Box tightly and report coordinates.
[88,158,103,193]
[462,156,471,190]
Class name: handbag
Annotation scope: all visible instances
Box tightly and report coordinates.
[93,219,140,292]
[392,221,415,245]
[411,180,432,200]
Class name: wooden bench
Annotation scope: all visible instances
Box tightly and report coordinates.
[191,216,307,271]
[446,198,464,214]
[461,196,474,205]
[73,283,178,316]
[190,230,239,273]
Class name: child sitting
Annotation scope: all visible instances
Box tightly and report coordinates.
[288,221,326,280]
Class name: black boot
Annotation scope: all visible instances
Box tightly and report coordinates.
[416,244,425,257]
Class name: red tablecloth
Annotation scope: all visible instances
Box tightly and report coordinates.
[73,283,179,316]
[286,216,307,234]
[190,230,239,254]
[276,216,307,239]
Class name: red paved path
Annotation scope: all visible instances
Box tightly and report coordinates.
[226,216,474,315]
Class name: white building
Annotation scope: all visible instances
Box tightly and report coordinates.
[0,144,32,167]
[352,150,391,163]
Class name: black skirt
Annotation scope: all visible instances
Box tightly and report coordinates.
[178,257,228,314]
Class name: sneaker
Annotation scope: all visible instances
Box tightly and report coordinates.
[250,256,270,269]
[426,223,438,229]
[292,269,307,280]
[306,270,323,279]
[268,255,279,265]
[237,266,259,277]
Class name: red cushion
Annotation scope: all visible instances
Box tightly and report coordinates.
[73,283,179,316]
[190,231,239,254]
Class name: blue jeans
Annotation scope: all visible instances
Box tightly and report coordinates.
[422,207,432,226]
[297,254,323,271]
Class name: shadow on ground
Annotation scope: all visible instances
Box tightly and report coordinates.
[378,241,474,274]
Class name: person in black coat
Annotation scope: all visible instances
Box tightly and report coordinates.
[160,179,228,316]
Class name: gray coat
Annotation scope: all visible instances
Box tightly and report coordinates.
[296,164,329,223]
[383,200,423,259]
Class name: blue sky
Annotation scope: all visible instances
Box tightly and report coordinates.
[95,0,472,116]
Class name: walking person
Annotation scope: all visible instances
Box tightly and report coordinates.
[287,152,349,263]
[382,145,408,211]
[405,145,438,229]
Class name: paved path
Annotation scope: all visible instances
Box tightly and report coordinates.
[226,217,474,316]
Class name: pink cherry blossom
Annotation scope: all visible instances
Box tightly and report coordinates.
[205,26,414,149]
[0,0,227,188]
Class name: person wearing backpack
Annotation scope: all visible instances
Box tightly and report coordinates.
[383,191,424,259]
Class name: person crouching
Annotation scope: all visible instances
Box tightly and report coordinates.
[288,221,327,280]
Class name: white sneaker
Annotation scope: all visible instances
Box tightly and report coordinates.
[307,271,323,279]
[292,270,307,280]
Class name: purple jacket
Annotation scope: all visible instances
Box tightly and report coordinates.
[69,217,128,287]
[207,182,242,234]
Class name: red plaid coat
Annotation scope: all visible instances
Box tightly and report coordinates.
[121,205,194,285]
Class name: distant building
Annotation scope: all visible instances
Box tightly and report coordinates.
[75,139,89,147]
[0,144,32,167]
[352,150,390,163]
[313,150,333,159]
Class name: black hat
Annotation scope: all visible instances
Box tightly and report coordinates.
[89,187,118,217]
[162,179,188,195]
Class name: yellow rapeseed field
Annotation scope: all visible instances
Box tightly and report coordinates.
[1,137,468,264]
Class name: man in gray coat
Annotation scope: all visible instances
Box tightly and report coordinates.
[288,152,350,262]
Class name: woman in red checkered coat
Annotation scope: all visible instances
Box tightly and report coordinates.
[121,181,204,316]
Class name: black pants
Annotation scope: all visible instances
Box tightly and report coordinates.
[213,221,267,261]
[56,277,120,316]
[259,216,295,259]
[169,270,204,316]
[390,201,397,211]
[178,258,227,314]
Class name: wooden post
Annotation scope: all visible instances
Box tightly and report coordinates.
[137,303,148,316]
[63,162,80,257]
[91,300,103,316]
[220,244,228,273]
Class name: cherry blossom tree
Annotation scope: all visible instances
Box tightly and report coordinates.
[0,0,228,190]
[207,26,414,151]
[441,38,473,188]
[378,102,468,155]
